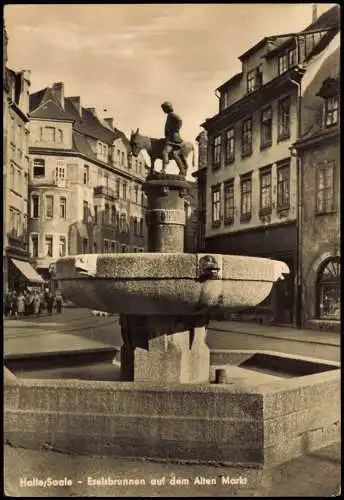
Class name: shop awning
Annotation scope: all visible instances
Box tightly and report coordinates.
[11,259,44,283]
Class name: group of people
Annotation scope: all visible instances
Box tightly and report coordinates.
[4,288,64,318]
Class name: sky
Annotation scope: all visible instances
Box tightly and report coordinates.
[4,3,335,175]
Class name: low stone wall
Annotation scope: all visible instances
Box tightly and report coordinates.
[4,351,340,468]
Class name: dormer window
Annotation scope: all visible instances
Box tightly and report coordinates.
[325,96,339,127]
[316,78,340,128]
[247,66,262,94]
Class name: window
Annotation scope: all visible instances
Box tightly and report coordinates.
[104,203,110,224]
[122,183,127,200]
[111,241,116,253]
[121,244,126,253]
[325,96,339,127]
[93,242,98,253]
[104,239,109,253]
[133,217,138,235]
[278,53,288,75]
[33,159,45,177]
[277,162,290,209]
[247,66,262,93]
[211,185,221,227]
[31,194,40,218]
[45,126,55,142]
[212,135,222,168]
[288,48,296,68]
[59,236,66,257]
[140,218,144,236]
[116,179,120,198]
[10,164,14,189]
[278,97,291,140]
[94,206,98,224]
[241,118,252,156]
[45,236,53,257]
[46,195,54,218]
[260,167,272,214]
[318,258,340,320]
[261,107,272,148]
[224,180,234,224]
[83,201,89,222]
[225,128,235,164]
[59,197,66,219]
[120,213,127,232]
[240,174,252,221]
[83,165,89,185]
[82,238,88,253]
[316,162,334,214]
[31,234,38,258]
[55,160,66,180]
[121,152,125,166]
[134,184,139,203]
[111,206,116,225]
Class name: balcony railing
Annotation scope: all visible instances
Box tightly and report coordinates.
[94,185,118,200]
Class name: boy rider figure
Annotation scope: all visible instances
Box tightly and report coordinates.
[161,101,183,171]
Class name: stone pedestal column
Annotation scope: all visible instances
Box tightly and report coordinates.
[121,314,210,383]
[144,173,191,253]
[120,173,210,383]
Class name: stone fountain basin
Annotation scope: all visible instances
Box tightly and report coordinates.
[55,253,289,315]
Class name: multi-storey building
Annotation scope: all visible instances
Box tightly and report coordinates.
[3,26,43,292]
[193,131,208,252]
[293,30,340,332]
[199,5,339,326]
[28,82,149,281]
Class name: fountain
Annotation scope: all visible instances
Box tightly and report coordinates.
[4,163,339,469]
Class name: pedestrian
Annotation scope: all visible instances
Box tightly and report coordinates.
[25,289,34,316]
[46,292,54,316]
[16,292,25,317]
[39,290,45,314]
[33,291,41,318]
[55,290,63,314]
[11,291,17,317]
[4,292,12,317]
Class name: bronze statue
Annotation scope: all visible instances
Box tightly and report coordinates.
[130,102,194,178]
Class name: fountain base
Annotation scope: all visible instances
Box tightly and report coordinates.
[4,351,339,468]
[120,315,210,383]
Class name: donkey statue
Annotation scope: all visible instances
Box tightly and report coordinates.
[130,128,195,178]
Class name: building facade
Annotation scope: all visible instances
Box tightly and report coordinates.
[193,130,208,252]
[294,33,340,332]
[200,5,339,326]
[28,82,149,282]
[3,26,44,292]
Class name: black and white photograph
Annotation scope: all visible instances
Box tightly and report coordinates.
[3,3,340,497]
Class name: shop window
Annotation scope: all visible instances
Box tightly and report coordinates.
[318,258,340,320]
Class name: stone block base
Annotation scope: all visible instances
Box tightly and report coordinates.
[120,315,210,383]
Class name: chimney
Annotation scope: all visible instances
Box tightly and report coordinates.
[312,4,318,23]
[52,82,64,109]
[69,96,82,116]
[85,107,97,118]
[104,117,114,129]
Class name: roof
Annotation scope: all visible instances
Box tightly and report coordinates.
[30,99,75,121]
[239,37,270,62]
[30,84,132,149]
[216,72,243,92]
[265,5,340,58]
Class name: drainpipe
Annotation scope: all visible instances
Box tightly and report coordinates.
[288,75,302,329]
